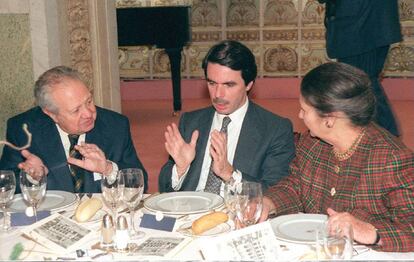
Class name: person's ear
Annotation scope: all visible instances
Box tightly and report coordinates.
[324,111,342,128]
[42,108,59,123]
[324,113,337,129]
[246,81,254,92]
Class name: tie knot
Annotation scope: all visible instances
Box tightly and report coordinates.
[221,116,231,133]
[68,134,80,148]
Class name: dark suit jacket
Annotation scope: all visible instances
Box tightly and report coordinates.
[0,106,148,193]
[321,0,402,58]
[158,102,295,193]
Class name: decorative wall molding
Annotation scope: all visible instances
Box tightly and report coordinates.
[117,0,414,78]
[67,0,94,90]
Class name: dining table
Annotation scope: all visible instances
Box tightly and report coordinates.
[0,191,413,261]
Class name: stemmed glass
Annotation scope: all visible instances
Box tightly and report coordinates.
[0,170,16,232]
[118,168,145,238]
[235,181,263,227]
[316,221,353,260]
[101,174,122,220]
[223,181,237,221]
[19,169,47,222]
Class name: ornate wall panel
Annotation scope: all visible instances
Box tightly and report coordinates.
[67,0,93,89]
[117,0,414,79]
[192,0,221,27]
[263,44,298,75]
[226,0,259,27]
[264,0,298,26]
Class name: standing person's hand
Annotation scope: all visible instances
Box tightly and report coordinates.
[210,130,233,181]
[67,143,112,175]
[18,149,49,180]
[164,123,199,177]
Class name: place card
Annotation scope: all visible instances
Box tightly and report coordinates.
[139,213,176,232]
[11,211,51,226]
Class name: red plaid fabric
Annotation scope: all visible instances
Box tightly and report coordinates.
[266,123,414,252]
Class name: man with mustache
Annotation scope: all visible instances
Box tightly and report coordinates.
[158,40,295,194]
[1,66,148,193]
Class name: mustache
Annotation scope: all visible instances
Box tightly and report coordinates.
[212,98,229,104]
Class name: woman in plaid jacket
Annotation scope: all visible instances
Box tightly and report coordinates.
[262,62,414,252]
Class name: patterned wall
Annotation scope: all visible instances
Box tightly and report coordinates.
[117,0,414,79]
[0,14,34,153]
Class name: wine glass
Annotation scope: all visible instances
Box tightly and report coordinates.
[235,181,263,227]
[0,170,16,232]
[316,221,353,260]
[19,169,47,222]
[223,181,237,221]
[118,168,145,238]
[101,174,122,220]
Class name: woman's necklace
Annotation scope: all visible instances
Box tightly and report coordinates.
[332,128,366,161]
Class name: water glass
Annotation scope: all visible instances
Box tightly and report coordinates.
[316,221,353,260]
[235,181,263,227]
[118,168,145,238]
[223,181,237,220]
[0,170,16,231]
[19,169,47,222]
[101,174,122,220]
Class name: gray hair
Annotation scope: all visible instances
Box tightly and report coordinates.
[34,66,85,113]
[301,62,376,127]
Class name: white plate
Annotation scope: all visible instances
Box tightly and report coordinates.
[144,191,224,215]
[270,213,327,244]
[8,190,77,213]
[178,222,231,237]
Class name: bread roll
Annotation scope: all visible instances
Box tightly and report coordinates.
[191,211,228,235]
[74,197,103,222]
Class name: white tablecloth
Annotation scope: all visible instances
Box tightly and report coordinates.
[1,194,413,261]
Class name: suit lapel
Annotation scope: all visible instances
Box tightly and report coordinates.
[34,112,75,191]
[184,108,214,190]
[233,103,261,171]
[35,116,67,172]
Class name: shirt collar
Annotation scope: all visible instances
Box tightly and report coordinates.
[56,124,86,146]
[215,99,249,127]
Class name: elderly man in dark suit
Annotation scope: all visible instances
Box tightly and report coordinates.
[319,0,402,136]
[0,66,148,193]
[158,40,295,194]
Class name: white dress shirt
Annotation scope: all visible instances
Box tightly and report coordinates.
[171,99,249,195]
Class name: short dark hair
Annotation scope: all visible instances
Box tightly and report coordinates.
[34,66,85,113]
[301,62,376,126]
[202,40,257,86]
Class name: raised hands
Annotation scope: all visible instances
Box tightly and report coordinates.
[18,149,49,180]
[67,143,112,175]
[209,130,233,181]
[164,123,199,176]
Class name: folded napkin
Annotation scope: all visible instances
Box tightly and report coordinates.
[11,211,51,226]
[140,213,176,232]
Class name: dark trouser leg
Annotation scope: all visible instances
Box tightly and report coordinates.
[339,46,400,136]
